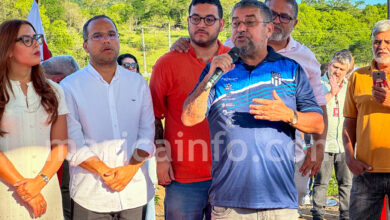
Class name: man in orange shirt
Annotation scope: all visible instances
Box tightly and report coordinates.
[149,0,230,219]
[343,19,390,220]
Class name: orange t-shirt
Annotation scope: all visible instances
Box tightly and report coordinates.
[150,41,230,182]
[344,60,390,172]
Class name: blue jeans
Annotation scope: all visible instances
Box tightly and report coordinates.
[349,172,390,220]
[164,180,212,220]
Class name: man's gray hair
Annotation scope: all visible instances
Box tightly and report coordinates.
[331,49,353,69]
[372,20,390,38]
[41,55,80,76]
[233,0,273,23]
[265,0,298,19]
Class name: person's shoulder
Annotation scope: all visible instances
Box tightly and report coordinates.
[119,66,147,84]
[60,67,87,86]
[355,65,370,74]
[155,50,189,65]
[220,45,231,54]
[46,79,61,90]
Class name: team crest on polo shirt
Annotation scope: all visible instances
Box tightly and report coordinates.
[271,72,282,86]
[224,83,234,91]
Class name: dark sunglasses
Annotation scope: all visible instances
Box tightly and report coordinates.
[123,62,138,69]
[16,34,44,47]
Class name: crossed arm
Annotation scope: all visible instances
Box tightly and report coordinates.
[0,114,68,218]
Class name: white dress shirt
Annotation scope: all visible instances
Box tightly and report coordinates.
[60,63,155,212]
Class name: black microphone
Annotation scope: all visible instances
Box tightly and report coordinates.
[204,47,240,91]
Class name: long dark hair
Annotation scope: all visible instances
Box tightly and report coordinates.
[0,19,58,136]
[117,53,140,73]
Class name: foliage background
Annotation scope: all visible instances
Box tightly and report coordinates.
[1,0,385,196]
[0,0,387,77]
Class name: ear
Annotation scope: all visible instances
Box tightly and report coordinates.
[83,42,89,53]
[219,18,225,33]
[266,22,274,39]
[293,19,298,28]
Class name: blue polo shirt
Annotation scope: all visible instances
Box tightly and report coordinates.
[194,47,322,209]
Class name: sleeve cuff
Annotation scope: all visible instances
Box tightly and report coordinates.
[133,138,156,158]
[67,145,97,167]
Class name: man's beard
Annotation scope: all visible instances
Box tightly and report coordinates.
[190,28,219,47]
[238,38,256,58]
[373,49,390,64]
[269,24,289,42]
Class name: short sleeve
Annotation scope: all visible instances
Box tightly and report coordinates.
[343,72,358,118]
[48,79,69,115]
[295,65,323,114]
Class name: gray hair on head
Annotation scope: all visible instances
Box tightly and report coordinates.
[265,0,298,19]
[331,49,353,69]
[233,0,273,24]
[41,55,80,77]
[372,20,390,38]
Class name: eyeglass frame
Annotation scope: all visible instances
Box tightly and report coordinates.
[122,62,138,69]
[85,31,119,42]
[16,34,44,47]
[271,10,295,24]
[231,18,271,29]
[188,14,220,26]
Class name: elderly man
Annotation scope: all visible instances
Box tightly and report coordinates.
[182,0,324,219]
[311,49,353,220]
[343,19,390,220]
[60,15,155,220]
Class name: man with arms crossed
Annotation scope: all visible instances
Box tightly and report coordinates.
[343,19,390,220]
[182,1,324,219]
[150,0,230,219]
[61,15,155,220]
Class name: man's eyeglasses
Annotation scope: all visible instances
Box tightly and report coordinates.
[189,15,220,26]
[87,31,119,41]
[16,34,43,47]
[231,19,270,29]
[123,62,138,69]
[271,11,294,24]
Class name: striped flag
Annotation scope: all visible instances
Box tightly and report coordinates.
[27,0,51,61]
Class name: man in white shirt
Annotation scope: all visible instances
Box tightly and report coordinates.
[60,15,155,220]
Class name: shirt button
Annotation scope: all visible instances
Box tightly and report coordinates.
[32,155,36,159]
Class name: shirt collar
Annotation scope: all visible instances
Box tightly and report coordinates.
[236,46,283,70]
[87,63,120,84]
[278,36,298,53]
[369,59,380,72]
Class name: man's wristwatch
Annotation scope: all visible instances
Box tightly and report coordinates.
[289,109,298,126]
[38,173,50,184]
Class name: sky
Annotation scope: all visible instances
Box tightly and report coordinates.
[296,0,387,5]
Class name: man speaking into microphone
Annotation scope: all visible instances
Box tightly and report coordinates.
[182,1,323,219]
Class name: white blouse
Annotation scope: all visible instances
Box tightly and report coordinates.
[0,79,68,220]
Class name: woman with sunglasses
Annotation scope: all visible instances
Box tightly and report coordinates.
[117,53,140,73]
[0,19,68,219]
